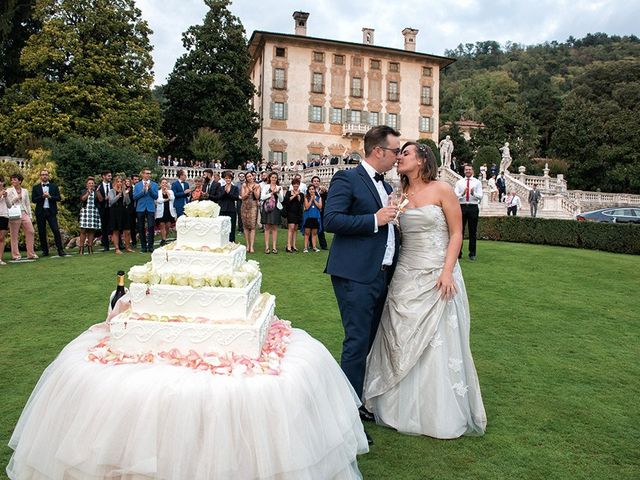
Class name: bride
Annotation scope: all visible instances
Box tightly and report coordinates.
[363,142,487,439]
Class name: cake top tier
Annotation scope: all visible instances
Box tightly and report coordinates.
[183,200,220,218]
[176,201,230,250]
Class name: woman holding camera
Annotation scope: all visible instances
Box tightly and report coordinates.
[78,176,101,254]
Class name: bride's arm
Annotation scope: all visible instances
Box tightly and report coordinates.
[437,182,463,299]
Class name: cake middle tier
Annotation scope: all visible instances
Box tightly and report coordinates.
[129,273,262,322]
[151,243,246,273]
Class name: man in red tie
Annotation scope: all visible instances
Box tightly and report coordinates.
[454,164,483,261]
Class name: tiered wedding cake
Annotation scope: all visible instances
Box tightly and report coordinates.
[108,201,275,358]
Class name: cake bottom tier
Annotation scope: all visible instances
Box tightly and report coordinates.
[7,325,367,480]
[109,294,274,358]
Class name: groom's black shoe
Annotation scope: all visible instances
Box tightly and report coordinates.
[365,430,374,446]
[359,406,375,422]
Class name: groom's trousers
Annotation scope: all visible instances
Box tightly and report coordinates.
[331,269,390,399]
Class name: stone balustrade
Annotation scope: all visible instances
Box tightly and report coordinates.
[342,123,369,136]
[0,156,30,169]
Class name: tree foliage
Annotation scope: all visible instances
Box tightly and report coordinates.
[162,0,259,166]
[0,0,164,155]
[190,127,226,164]
[0,0,39,95]
[442,33,640,192]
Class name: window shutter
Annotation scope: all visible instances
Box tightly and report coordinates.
[283,152,288,164]
[284,103,288,120]
[269,102,274,119]
[321,107,326,123]
[268,151,274,162]
[345,109,351,123]
[396,115,401,130]
[361,111,369,125]
[308,105,313,122]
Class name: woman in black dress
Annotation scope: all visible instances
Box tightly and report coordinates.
[283,177,304,253]
[108,175,132,254]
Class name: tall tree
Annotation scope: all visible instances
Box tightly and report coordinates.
[163,0,259,165]
[0,0,164,155]
[0,0,39,95]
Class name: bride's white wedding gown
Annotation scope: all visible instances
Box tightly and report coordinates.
[364,205,487,439]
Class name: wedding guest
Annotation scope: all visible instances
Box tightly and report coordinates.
[0,175,8,265]
[288,174,307,194]
[190,177,204,201]
[301,184,323,252]
[218,171,240,242]
[240,171,261,253]
[108,175,133,254]
[496,172,506,203]
[235,172,246,232]
[133,168,158,253]
[311,176,329,250]
[95,169,112,251]
[6,173,37,260]
[125,177,137,247]
[260,172,284,254]
[171,169,191,218]
[454,164,483,261]
[528,185,541,217]
[78,176,100,254]
[283,178,304,252]
[155,178,176,246]
[506,190,521,216]
[488,174,498,202]
[31,169,66,257]
[201,169,215,200]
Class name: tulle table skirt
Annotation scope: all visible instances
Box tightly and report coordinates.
[7,324,367,480]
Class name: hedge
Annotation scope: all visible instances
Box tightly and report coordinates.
[475,216,640,255]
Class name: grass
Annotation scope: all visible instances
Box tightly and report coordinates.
[1,235,639,480]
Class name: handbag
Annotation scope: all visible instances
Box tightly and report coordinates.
[8,204,22,220]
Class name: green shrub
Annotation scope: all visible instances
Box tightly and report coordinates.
[476,216,640,254]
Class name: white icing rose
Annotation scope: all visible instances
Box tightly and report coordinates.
[217,274,233,288]
[231,271,250,288]
[148,270,161,285]
[189,267,208,288]
[197,200,220,218]
[159,266,174,285]
[205,272,219,287]
[173,271,191,286]
[183,202,199,217]
[240,260,260,278]
[128,265,149,283]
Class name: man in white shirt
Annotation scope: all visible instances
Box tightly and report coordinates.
[506,191,522,216]
[454,164,483,261]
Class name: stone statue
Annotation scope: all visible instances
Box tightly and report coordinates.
[438,135,454,168]
[499,142,512,173]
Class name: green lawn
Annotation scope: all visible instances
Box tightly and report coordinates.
[1,237,639,479]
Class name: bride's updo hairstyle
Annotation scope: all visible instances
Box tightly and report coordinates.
[400,141,438,191]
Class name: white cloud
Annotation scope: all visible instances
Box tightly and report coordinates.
[137,0,640,85]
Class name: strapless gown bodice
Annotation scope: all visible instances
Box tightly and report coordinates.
[397,205,450,267]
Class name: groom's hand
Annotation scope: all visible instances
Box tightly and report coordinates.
[376,206,398,226]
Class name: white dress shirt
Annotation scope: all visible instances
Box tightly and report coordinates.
[361,160,395,266]
[507,195,521,208]
[454,176,483,205]
[42,183,50,209]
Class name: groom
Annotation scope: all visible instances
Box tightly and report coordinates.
[324,126,401,435]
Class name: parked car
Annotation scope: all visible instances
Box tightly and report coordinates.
[576,207,640,224]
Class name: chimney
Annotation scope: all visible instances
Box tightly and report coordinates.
[402,28,419,51]
[362,28,375,45]
[293,11,310,36]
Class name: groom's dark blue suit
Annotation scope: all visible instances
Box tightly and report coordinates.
[324,163,399,398]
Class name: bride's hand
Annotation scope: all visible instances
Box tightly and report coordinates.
[436,271,457,300]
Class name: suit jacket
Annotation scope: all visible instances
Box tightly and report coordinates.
[324,163,399,283]
[95,182,111,211]
[528,190,541,204]
[496,176,506,190]
[133,180,159,212]
[32,182,61,216]
[217,184,239,212]
[171,180,190,211]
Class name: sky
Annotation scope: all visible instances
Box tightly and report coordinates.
[137,0,640,86]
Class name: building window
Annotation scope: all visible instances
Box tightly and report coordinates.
[270,102,287,120]
[311,72,324,93]
[369,112,379,126]
[419,116,432,132]
[334,54,345,65]
[351,77,362,97]
[370,59,380,69]
[353,57,362,67]
[330,108,343,124]
[386,113,397,128]
[273,68,286,89]
[422,66,432,77]
[349,110,362,124]
[272,151,284,164]
[389,62,399,72]
[313,51,324,62]
[309,105,324,123]
[421,86,432,105]
[275,47,286,57]
[388,81,399,101]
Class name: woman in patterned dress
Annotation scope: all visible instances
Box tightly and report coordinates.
[240,171,261,253]
[78,176,101,254]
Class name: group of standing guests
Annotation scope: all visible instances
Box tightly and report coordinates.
[0,170,67,264]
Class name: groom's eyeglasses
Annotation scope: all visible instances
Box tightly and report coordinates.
[378,146,402,155]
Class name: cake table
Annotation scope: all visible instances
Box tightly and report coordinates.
[7,321,368,479]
